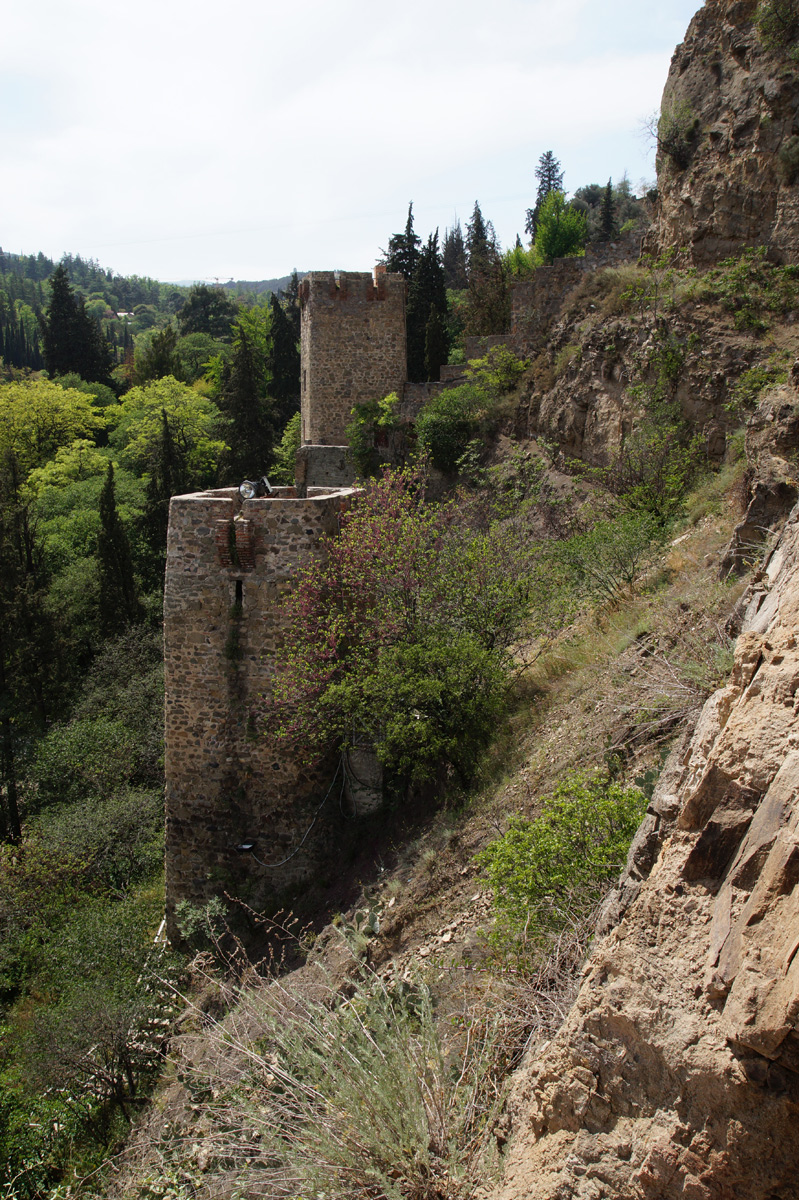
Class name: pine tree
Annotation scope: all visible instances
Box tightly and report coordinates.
[525,151,565,238]
[141,409,188,587]
[97,462,142,634]
[0,451,62,839]
[268,294,300,428]
[600,178,616,241]
[442,223,468,289]
[465,203,509,336]
[383,203,422,281]
[218,307,275,479]
[41,263,113,385]
[424,305,449,382]
[283,270,301,342]
[406,231,447,382]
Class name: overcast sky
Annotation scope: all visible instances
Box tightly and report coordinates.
[1,0,702,284]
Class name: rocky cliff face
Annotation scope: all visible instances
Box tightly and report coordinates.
[645,0,799,265]
[493,501,799,1197]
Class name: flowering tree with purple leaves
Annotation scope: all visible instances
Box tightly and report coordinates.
[270,464,532,789]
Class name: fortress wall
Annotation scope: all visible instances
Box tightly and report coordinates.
[163,484,356,931]
[510,233,640,356]
[299,268,407,446]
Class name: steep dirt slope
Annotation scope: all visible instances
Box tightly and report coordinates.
[493,502,799,1198]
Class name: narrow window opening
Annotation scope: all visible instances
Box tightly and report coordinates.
[235,579,243,607]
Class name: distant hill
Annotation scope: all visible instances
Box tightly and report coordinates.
[222,273,306,297]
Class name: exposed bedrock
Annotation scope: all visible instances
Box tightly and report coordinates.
[494,506,799,1199]
[645,0,799,265]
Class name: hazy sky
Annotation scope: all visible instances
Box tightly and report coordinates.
[2,0,702,283]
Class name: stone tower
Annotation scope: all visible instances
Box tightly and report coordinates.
[163,483,358,934]
[298,268,406,479]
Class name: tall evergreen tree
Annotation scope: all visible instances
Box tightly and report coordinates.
[0,452,61,840]
[218,307,275,479]
[177,284,238,340]
[406,231,447,382]
[600,178,616,241]
[383,203,422,281]
[282,270,301,342]
[141,409,188,587]
[525,151,565,238]
[424,305,449,383]
[97,462,142,634]
[465,203,509,336]
[442,223,468,290]
[41,263,114,385]
[268,294,301,428]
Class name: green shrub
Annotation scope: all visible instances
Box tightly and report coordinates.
[557,510,663,603]
[345,391,403,477]
[702,247,799,332]
[415,384,487,472]
[270,410,301,484]
[198,967,505,1200]
[727,360,789,415]
[415,347,526,473]
[778,135,799,184]
[477,772,647,944]
[534,191,587,264]
[553,343,582,379]
[755,0,799,56]
[32,716,139,808]
[657,101,701,170]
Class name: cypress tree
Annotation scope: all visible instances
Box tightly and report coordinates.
[268,294,300,428]
[424,305,449,383]
[218,307,275,479]
[141,410,187,587]
[383,203,421,281]
[442,223,468,290]
[465,203,509,336]
[600,178,616,241]
[97,462,142,633]
[406,231,447,382]
[283,270,301,342]
[135,323,183,383]
[41,263,113,384]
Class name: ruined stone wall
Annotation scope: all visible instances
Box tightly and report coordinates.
[163,484,357,933]
[299,268,407,446]
[510,233,640,357]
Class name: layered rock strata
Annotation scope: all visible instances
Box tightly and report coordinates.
[495,507,799,1199]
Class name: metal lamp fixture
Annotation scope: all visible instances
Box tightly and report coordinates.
[239,475,273,501]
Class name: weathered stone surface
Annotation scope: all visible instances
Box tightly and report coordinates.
[722,385,799,574]
[299,268,406,446]
[646,0,799,265]
[163,484,358,935]
[493,504,799,1200]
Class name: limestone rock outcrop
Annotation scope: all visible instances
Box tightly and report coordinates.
[494,507,799,1199]
[645,0,799,265]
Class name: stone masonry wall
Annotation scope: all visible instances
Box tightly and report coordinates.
[510,232,641,357]
[299,268,407,446]
[163,484,357,934]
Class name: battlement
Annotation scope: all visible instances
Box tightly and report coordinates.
[299,267,406,308]
[163,484,359,934]
[300,267,407,446]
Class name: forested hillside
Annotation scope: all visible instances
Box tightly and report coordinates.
[0,249,309,1192]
